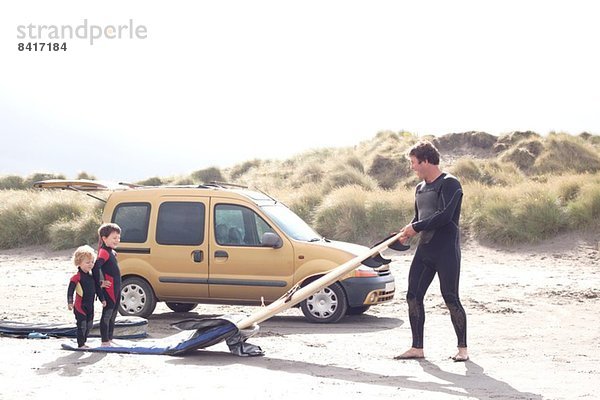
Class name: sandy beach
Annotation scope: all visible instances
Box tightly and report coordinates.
[1,234,598,400]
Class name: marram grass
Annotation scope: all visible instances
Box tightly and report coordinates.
[2,132,599,248]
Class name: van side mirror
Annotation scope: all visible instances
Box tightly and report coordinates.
[261,232,283,249]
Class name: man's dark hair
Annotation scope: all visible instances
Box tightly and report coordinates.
[408,140,440,165]
[98,222,121,239]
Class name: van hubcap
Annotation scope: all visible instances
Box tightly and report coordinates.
[306,287,338,318]
[121,284,146,313]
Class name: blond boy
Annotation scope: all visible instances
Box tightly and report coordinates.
[67,245,105,348]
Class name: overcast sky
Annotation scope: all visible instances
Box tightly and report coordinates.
[1,0,599,181]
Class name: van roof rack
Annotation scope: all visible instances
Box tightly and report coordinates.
[204,181,249,189]
[204,181,279,203]
[118,182,144,188]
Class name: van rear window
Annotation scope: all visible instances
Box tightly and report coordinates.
[156,202,205,245]
[112,202,150,243]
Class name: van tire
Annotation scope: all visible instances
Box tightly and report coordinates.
[119,277,157,318]
[300,282,348,323]
[166,302,198,313]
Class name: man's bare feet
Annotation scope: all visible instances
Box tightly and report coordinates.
[451,347,469,362]
[394,347,425,360]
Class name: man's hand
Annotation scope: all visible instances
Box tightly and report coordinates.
[399,223,417,244]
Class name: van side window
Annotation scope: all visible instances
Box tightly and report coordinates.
[157,202,205,245]
[112,202,150,243]
[215,204,274,246]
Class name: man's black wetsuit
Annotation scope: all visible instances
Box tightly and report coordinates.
[92,244,122,343]
[407,172,467,349]
[67,268,103,347]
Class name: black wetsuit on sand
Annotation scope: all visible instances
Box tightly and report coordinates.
[407,172,467,349]
[93,244,121,342]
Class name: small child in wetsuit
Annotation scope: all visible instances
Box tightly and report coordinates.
[67,245,105,348]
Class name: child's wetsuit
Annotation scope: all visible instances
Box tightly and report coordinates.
[67,268,103,347]
[93,244,122,343]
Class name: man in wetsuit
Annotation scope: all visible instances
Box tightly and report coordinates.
[395,140,469,362]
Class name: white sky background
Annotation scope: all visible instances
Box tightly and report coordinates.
[1,0,599,181]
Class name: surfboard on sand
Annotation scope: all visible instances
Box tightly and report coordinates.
[0,316,147,339]
[61,316,255,356]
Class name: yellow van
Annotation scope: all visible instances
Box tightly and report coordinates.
[35,180,395,323]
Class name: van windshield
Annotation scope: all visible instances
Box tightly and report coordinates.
[260,203,321,241]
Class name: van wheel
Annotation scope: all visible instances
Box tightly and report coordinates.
[300,282,348,323]
[346,305,371,315]
[166,302,198,313]
[119,277,157,318]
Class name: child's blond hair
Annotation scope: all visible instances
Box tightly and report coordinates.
[72,245,96,267]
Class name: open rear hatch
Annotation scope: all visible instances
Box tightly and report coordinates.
[33,179,134,202]
[32,179,133,191]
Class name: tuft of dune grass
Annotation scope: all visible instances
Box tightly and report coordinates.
[565,175,600,231]
[313,185,414,245]
[463,175,600,244]
[279,183,325,224]
[0,190,102,249]
[48,209,102,250]
[533,134,600,174]
[451,159,524,186]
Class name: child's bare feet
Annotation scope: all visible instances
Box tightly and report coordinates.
[101,341,112,347]
[394,347,425,360]
[79,345,90,349]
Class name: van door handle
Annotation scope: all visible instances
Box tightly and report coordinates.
[214,250,228,258]
[192,250,203,262]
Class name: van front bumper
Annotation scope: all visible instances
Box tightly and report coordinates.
[340,274,396,307]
